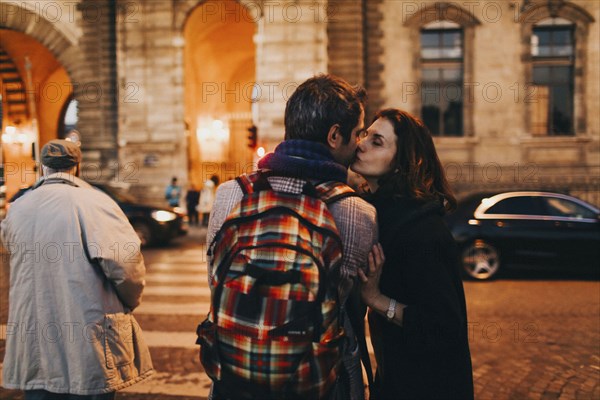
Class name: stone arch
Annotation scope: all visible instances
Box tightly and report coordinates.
[0,2,85,106]
[518,0,594,25]
[2,1,120,176]
[174,0,261,33]
[179,0,258,186]
[403,2,481,137]
[403,2,481,28]
[0,3,89,198]
[518,0,595,135]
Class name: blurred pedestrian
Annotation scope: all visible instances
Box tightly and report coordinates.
[197,175,219,226]
[186,184,200,226]
[0,139,154,400]
[353,109,474,399]
[165,176,181,207]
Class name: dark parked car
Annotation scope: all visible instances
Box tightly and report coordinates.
[445,191,600,280]
[92,184,187,246]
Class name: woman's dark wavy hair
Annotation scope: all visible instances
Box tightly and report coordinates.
[375,108,457,211]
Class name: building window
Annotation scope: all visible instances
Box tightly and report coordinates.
[530,18,575,136]
[420,21,463,137]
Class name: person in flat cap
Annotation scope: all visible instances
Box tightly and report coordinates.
[1,139,154,399]
[40,138,82,171]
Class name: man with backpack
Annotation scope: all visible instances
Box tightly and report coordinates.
[197,75,378,399]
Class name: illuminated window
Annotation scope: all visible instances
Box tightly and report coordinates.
[530,18,574,136]
[420,21,463,137]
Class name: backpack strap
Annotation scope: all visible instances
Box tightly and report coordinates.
[236,170,273,195]
[314,181,359,205]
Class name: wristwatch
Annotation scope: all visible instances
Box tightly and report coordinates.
[386,298,397,321]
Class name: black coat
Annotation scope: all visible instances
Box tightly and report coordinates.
[368,195,474,400]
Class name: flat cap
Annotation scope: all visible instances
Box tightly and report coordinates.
[41,139,82,170]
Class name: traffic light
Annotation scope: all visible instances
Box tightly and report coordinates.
[247,125,257,149]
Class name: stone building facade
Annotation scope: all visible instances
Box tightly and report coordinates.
[0,0,598,205]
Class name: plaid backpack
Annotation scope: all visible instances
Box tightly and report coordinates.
[197,171,357,399]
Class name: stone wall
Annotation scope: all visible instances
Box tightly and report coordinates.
[115,0,186,200]
[113,0,330,201]
[2,0,598,206]
[77,0,119,171]
[253,0,328,152]
[376,0,599,204]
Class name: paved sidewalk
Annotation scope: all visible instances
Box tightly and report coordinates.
[1,226,599,399]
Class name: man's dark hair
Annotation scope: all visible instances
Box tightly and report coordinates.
[284,74,367,144]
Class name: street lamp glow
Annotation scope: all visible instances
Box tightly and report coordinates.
[257,147,265,157]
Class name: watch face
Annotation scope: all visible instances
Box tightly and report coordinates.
[387,299,396,319]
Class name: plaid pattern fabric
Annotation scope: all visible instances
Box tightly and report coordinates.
[198,172,356,399]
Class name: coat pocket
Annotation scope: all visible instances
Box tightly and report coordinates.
[104,313,136,369]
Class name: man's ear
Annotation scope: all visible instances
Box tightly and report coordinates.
[326,124,341,149]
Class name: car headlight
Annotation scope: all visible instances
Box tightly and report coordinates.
[151,210,177,222]
[173,206,186,215]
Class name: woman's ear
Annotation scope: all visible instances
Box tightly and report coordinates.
[326,124,341,149]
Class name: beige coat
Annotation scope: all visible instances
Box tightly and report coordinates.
[0,173,154,395]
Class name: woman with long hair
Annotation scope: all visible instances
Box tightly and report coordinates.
[352,109,473,399]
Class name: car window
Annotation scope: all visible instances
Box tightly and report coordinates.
[484,196,545,216]
[541,197,597,219]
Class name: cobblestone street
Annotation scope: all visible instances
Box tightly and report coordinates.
[1,227,599,399]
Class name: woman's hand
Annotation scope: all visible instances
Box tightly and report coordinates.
[357,243,385,307]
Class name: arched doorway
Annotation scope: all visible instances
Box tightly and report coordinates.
[0,29,72,201]
[184,0,257,188]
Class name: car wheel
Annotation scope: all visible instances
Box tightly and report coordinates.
[461,240,501,280]
[132,221,153,247]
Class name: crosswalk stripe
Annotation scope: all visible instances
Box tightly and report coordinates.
[143,286,211,296]
[145,273,206,284]
[148,263,206,272]
[142,331,198,349]
[134,302,205,315]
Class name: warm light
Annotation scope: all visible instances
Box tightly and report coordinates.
[196,117,230,162]
[2,126,16,143]
[257,147,265,157]
[172,36,185,47]
[2,126,32,144]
